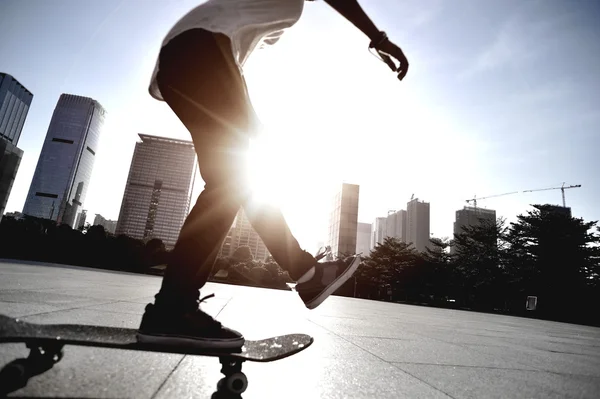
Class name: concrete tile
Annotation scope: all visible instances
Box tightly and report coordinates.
[0,290,109,308]
[156,348,450,399]
[21,308,142,329]
[0,301,63,318]
[308,314,423,339]
[2,261,600,399]
[346,336,528,369]
[2,345,181,398]
[394,363,600,399]
[467,341,600,377]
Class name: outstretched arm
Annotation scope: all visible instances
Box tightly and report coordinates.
[323,0,409,79]
[322,0,380,40]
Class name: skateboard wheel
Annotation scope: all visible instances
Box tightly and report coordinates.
[225,372,248,394]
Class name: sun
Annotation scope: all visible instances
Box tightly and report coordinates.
[245,135,288,207]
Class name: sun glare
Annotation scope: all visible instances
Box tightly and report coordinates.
[246,135,288,207]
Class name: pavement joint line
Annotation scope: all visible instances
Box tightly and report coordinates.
[306,318,456,398]
[429,337,600,377]
[391,361,600,380]
[390,361,541,372]
[11,300,123,321]
[150,356,188,399]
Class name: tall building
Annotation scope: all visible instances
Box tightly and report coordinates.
[0,73,33,221]
[220,208,270,261]
[386,209,407,243]
[327,183,359,257]
[115,134,196,248]
[371,217,387,249]
[22,94,105,227]
[93,213,117,234]
[356,222,372,256]
[452,206,497,254]
[75,209,87,230]
[406,198,430,252]
[370,210,407,249]
[453,206,496,237]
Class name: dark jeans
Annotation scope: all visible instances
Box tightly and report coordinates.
[155,29,315,308]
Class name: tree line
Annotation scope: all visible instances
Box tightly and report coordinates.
[0,215,292,289]
[352,204,600,326]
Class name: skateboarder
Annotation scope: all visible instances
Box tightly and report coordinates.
[138,0,409,350]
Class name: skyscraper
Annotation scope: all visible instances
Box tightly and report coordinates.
[327,183,359,257]
[371,217,387,249]
[453,206,496,237]
[0,73,33,146]
[386,209,407,243]
[0,73,33,220]
[356,222,372,256]
[370,209,407,249]
[452,206,497,254]
[23,94,105,226]
[115,134,196,248]
[406,198,430,252]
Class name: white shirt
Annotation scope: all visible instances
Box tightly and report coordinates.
[149,0,305,100]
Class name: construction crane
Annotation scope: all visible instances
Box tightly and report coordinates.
[466,191,520,208]
[523,183,581,207]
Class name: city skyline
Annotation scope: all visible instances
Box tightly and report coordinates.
[1,0,599,250]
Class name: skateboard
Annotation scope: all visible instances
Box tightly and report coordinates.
[0,314,313,397]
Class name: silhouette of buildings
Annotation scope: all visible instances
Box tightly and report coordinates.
[406,198,430,252]
[327,183,359,257]
[219,208,270,261]
[0,73,33,221]
[75,209,87,230]
[93,214,117,234]
[539,204,572,218]
[22,94,105,227]
[356,222,372,256]
[115,134,195,248]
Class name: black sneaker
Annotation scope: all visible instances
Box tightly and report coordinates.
[295,255,362,309]
[137,294,244,350]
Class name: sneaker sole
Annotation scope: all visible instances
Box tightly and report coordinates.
[304,255,362,310]
[136,332,244,350]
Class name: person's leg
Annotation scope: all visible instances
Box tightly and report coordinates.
[138,29,252,348]
[154,30,253,310]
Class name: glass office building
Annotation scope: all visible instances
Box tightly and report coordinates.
[327,183,360,258]
[22,94,106,226]
[115,134,196,248]
[0,73,33,220]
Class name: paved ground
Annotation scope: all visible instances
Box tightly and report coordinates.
[1,260,599,398]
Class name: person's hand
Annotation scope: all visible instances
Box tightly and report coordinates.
[375,39,409,80]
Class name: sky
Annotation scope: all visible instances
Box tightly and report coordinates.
[1,0,599,251]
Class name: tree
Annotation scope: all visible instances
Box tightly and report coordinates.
[506,205,600,322]
[452,218,509,310]
[230,246,254,264]
[422,237,457,305]
[357,237,421,301]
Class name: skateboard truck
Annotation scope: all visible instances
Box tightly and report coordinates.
[216,357,248,396]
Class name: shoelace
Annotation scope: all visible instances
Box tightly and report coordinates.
[194,293,221,327]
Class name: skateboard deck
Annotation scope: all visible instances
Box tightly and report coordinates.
[0,314,313,397]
